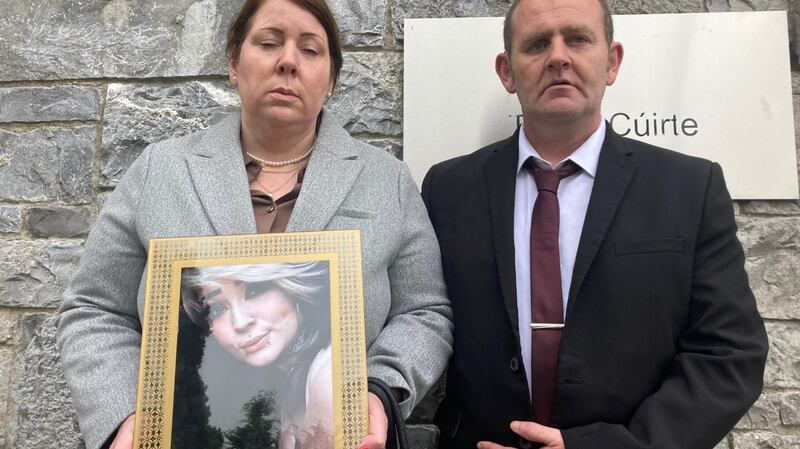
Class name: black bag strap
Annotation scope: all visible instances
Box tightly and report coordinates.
[367,377,409,449]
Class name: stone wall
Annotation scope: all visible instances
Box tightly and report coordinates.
[0,0,797,448]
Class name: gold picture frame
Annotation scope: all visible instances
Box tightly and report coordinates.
[133,230,368,449]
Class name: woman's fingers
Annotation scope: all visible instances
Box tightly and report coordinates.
[109,414,136,449]
[357,392,388,449]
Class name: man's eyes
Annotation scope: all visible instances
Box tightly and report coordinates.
[524,35,591,52]
[521,40,548,53]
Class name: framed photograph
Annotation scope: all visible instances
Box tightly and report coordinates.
[133,230,368,449]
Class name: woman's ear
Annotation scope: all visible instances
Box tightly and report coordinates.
[229,58,239,87]
[326,77,334,101]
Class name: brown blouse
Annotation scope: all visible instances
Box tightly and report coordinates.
[245,157,304,233]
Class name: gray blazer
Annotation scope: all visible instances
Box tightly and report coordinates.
[56,111,453,449]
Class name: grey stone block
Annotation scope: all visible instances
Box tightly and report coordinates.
[0,206,22,233]
[0,345,14,413]
[0,309,20,345]
[714,435,732,449]
[612,0,705,13]
[0,240,83,308]
[738,216,800,255]
[0,0,240,80]
[745,251,800,320]
[0,126,94,204]
[737,393,783,429]
[10,314,83,449]
[391,0,511,45]
[763,322,800,389]
[779,393,800,425]
[363,139,403,160]
[732,431,800,449]
[0,86,102,123]
[329,52,402,137]
[734,393,800,433]
[737,216,800,319]
[738,200,800,216]
[101,81,239,187]
[27,207,92,238]
[329,0,387,47]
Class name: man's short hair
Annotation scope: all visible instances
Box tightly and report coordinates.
[502,0,614,55]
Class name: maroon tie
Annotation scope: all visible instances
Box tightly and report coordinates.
[527,158,579,425]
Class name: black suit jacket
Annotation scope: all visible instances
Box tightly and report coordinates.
[421,125,768,449]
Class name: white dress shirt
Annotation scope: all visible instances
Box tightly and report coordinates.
[514,121,605,394]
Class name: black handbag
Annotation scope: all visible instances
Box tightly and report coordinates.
[367,377,410,449]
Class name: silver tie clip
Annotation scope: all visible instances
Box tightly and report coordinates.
[530,323,565,330]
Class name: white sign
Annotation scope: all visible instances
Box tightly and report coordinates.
[403,12,798,199]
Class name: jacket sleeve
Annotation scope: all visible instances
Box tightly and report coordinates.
[561,163,768,449]
[365,163,454,417]
[56,146,154,449]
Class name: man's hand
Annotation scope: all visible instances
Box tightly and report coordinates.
[109,414,136,449]
[357,392,388,449]
[477,421,565,449]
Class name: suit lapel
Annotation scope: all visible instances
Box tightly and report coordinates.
[187,114,257,235]
[485,131,522,345]
[286,112,363,232]
[566,126,636,316]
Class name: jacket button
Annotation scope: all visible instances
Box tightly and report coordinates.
[510,356,520,372]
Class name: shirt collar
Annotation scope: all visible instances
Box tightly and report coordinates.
[244,154,261,181]
[516,120,605,178]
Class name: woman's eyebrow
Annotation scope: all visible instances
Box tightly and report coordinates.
[253,26,283,35]
[299,32,324,41]
[252,27,323,39]
[202,288,222,301]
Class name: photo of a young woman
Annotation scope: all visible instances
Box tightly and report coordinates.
[178,261,332,449]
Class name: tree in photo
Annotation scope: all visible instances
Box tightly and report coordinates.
[225,390,282,449]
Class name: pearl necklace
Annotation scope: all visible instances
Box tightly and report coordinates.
[246,146,314,167]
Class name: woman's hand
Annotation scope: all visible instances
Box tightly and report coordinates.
[477,421,565,449]
[358,392,388,449]
[109,414,136,449]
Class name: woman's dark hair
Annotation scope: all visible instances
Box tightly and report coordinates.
[226,0,344,88]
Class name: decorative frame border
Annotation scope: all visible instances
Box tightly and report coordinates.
[133,230,367,449]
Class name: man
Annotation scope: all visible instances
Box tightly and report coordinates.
[421,0,769,448]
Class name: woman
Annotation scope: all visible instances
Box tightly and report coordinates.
[182,262,333,449]
[56,1,453,449]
